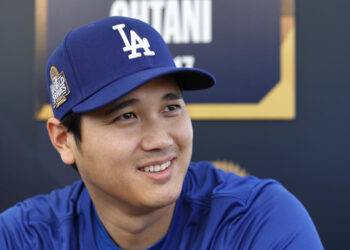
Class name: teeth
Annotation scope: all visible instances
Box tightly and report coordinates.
[141,161,171,173]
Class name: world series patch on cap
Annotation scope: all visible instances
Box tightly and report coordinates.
[46,16,215,120]
[49,66,70,109]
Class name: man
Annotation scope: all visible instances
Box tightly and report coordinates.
[0,16,323,249]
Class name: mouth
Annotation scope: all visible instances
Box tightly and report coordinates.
[138,160,171,173]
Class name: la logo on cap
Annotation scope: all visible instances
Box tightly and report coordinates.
[112,23,156,59]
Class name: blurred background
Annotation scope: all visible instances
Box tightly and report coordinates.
[0,0,349,249]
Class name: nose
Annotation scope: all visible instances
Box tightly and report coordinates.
[140,120,174,152]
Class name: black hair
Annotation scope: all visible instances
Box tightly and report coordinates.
[60,111,82,172]
[60,111,82,143]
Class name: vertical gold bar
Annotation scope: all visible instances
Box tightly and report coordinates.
[34,0,48,118]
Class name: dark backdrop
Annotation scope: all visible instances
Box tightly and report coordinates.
[0,1,349,249]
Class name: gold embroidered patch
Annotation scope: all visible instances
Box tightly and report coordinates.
[49,66,70,109]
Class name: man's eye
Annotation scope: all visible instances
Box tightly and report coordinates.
[116,112,136,121]
[164,104,180,112]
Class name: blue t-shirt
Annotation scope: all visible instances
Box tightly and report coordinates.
[0,162,323,249]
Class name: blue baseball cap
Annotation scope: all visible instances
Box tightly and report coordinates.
[46,16,215,120]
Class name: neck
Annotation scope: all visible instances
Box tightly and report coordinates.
[94,200,176,249]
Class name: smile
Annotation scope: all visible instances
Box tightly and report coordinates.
[139,160,171,173]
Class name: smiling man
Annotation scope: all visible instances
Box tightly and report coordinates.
[0,16,323,249]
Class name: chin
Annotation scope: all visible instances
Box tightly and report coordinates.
[147,187,182,209]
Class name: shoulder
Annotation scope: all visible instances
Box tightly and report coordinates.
[239,181,324,249]
[2,180,85,223]
[0,180,87,249]
[185,161,275,203]
[183,162,323,249]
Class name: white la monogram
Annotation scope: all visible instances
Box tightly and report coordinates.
[112,24,156,59]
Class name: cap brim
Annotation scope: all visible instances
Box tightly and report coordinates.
[72,67,215,113]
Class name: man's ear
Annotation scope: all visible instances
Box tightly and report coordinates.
[47,117,76,165]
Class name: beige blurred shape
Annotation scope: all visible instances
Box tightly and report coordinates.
[211,160,249,177]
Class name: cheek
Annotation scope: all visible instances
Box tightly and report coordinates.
[173,115,193,153]
[183,122,194,149]
[76,136,139,194]
[77,128,137,172]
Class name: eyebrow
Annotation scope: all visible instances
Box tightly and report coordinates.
[162,92,183,101]
[105,98,139,116]
[105,92,183,116]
